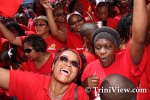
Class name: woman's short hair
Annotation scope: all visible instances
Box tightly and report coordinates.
[22,34,47,52]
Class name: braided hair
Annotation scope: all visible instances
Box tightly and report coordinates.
[116,13,133,44]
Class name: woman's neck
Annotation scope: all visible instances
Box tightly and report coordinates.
[49,76,70,99]
[57,22,68,33]
[41,32,50,39]
[57,22,66,27]
[74,31,80,35]
[87,45,95,54]
[119,7,128,15]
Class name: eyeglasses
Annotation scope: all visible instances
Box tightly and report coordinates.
[69,18,83,25]
[59,56,79,68]
[55,12,67,17]
[23,48,33,53]
[34,23,47,27]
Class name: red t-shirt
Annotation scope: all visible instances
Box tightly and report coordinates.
[114,12,128,21]
[26,53,54,75]
[107,18,118,29]
[81,42,147,99]
[83,50,98,64]
[0,38,9,67]
[28,18,36,33]
[25,31,36,36]
[137,44,150,100]
[20,35,64,53]
[66,31,85,54]
[8,70,89,100]
[19,24,29,31]
[83,11,98,23]
[45,36,65,53]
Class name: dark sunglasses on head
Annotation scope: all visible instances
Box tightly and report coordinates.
[69,18,83,26]
[59,56,79,68]
[23,48,33,53]
[55,12,67,17]
[34,23,47,27]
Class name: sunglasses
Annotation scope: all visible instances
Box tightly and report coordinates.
[34,23,47,27]
[55,12,67,17]
[69,18,83,25]
[59,56,79,68]
[23,48,33,53]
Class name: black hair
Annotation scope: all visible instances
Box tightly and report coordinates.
[96,2,108,12]
[128,0,133,12]
[68,0,77,13]
[5,21,26,36]
[1,48,17,63]
[32,0,39,14]
[5,21,26,57]
[116,13,133,44]
[53,6,64,15]
[22,34,47,52]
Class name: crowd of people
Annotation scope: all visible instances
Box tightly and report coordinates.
[0,0,150,100]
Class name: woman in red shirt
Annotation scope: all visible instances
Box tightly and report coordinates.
[81,0,148,99]
[0,47,89,100]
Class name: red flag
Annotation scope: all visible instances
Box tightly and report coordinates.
[0,0,23,18]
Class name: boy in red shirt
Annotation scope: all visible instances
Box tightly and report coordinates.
[96,2,118,29]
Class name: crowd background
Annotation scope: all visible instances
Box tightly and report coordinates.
[0,0,150,100]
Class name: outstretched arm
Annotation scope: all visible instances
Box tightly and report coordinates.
[0,22,22,46]
[130,0,148,65]
[40,0,67,44]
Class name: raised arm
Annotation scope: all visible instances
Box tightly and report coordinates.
[130,0,148,65]
[0,67,9,89]
[40,0,67,44]
[0,22,22,46]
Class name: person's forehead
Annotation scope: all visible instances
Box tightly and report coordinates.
[69,15,81,21]
[35,19,46,23]
[60,51,78,59]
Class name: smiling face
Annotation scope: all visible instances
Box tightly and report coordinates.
[52,51,79,84]
[68,14,84,34]
[94,39,116,67]
[34,19,50,37]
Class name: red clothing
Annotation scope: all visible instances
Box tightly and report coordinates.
[83,11,98,23]
[28,18,36,32]
[81,42,147,99]
[137,44,150,100]
[83,50,97,64]
[45,36,65,53]
[114,12,128,21]
[106,18,118,29]
[25,31,36,36]
[8,70,89,100]
[20,35,64,53]
[26,53,54,75]
[19,24,29,31]
[66,31,85,54]
[0,32,4,38]
[0,38,8,66]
